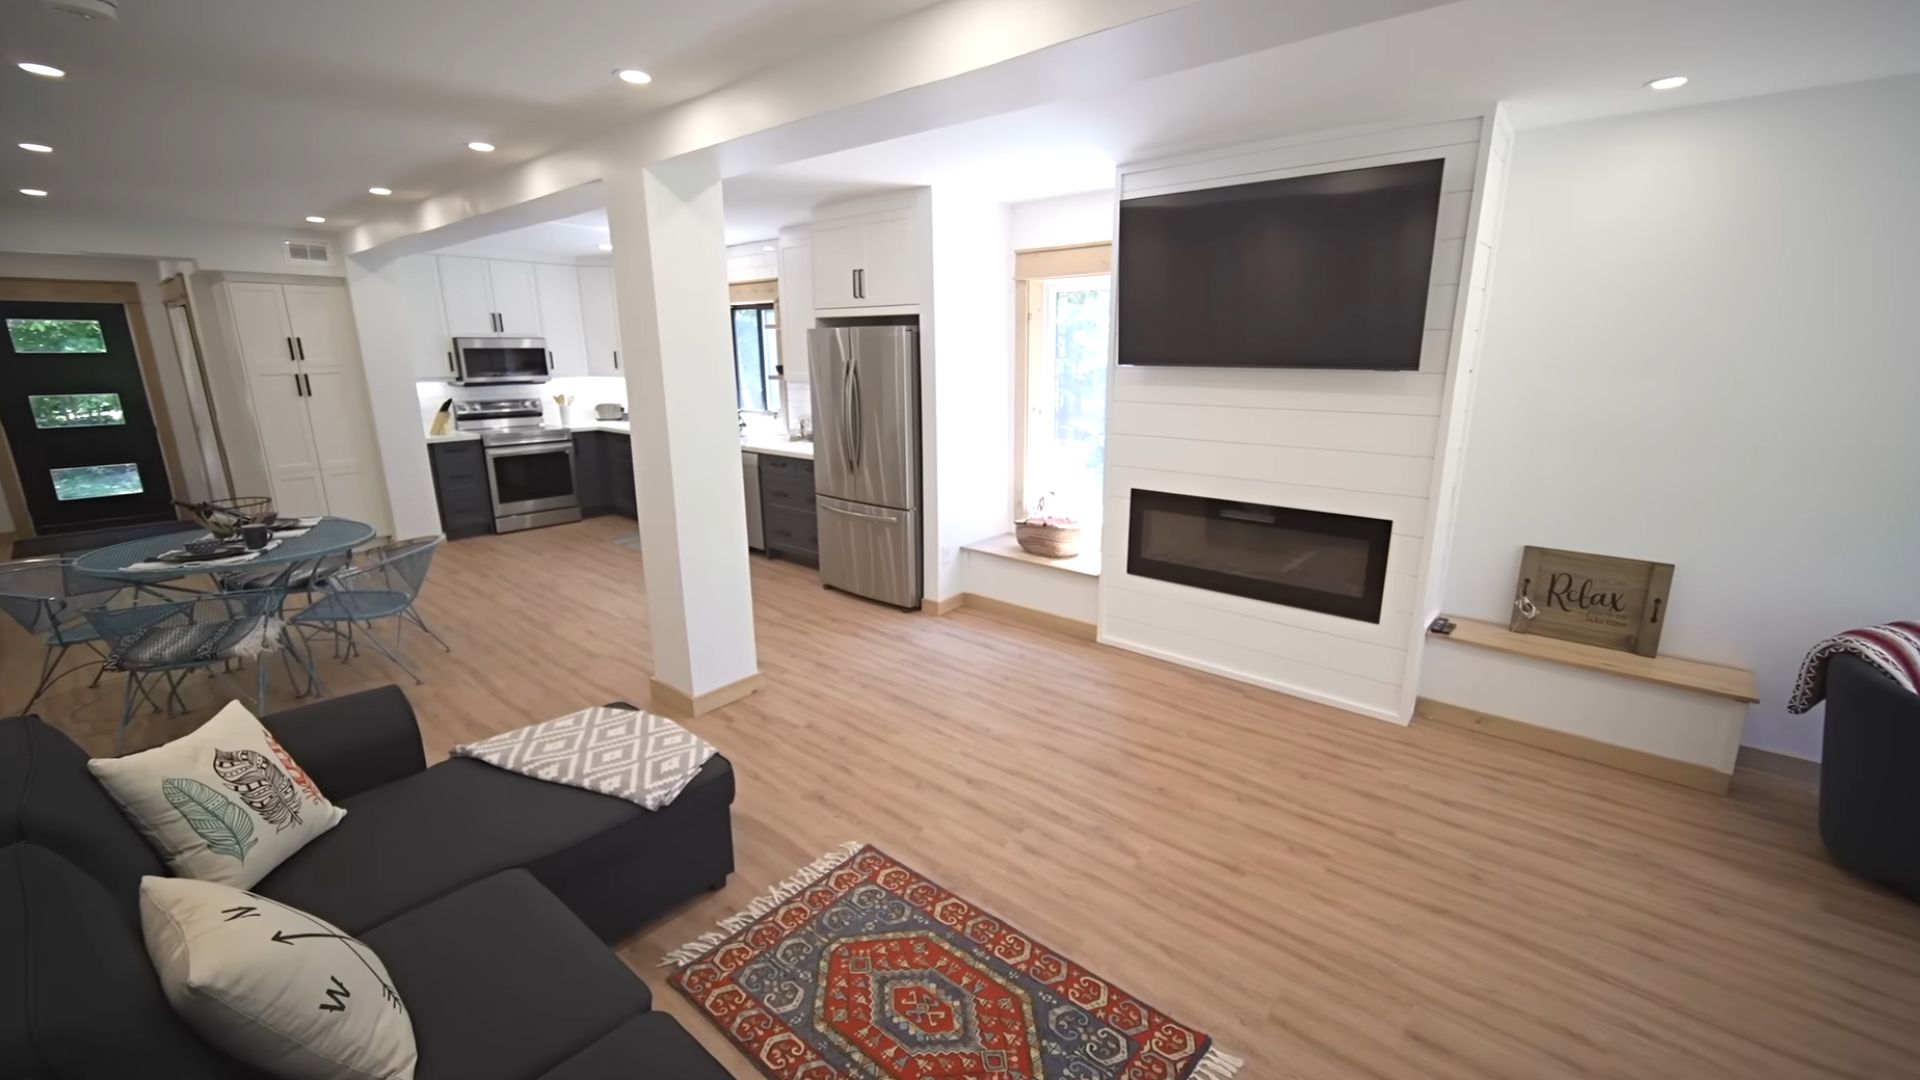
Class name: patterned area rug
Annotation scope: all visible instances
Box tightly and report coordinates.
[666,843,1243,1080]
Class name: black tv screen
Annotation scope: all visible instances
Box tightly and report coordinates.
[1117,158,1445,370]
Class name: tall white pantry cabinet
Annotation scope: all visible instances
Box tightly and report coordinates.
[220,281,385,527]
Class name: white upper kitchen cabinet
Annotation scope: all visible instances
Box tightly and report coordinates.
[534,263,589,377]
[777,229,815,384]
[438,256,544,336]
[577,265,623,377]
[809,221,863,309]
[807,200,927,312]
[488,260,542,335]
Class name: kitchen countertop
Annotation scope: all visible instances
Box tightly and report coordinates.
[424,421,813,460]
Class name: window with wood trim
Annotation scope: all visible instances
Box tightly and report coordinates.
[1016,243,1112,532]
[729,279,781,415]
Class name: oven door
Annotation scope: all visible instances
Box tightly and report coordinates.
[454,337,551,384]
[485,441,578,518]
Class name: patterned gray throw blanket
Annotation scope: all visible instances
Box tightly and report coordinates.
[451,705,717,810]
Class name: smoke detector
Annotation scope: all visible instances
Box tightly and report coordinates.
[46,0,120,21]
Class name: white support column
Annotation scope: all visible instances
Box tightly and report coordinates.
[605,152,761,714]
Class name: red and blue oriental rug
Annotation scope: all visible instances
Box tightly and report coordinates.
[666,842,1243,1080]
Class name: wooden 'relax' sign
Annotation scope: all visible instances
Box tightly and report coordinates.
[1509,546,1674,657]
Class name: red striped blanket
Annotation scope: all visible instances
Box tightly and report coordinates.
[1788,621,1920,713]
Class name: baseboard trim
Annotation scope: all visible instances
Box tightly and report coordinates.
[959,593,1097,641]
[648,672,763,717]
[922,595,964,616]
[1735,745,1821,786]
[1415,696,1731,795]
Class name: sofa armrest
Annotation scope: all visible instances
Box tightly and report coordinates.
[264,685,426,801]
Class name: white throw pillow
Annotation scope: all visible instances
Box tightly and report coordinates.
[90,700,346,888]
[141,876,418,1080]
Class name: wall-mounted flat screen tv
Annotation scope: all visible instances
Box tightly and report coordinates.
[1117,158,1445,370]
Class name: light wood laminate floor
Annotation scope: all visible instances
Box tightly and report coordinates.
[6,516,1917,1079]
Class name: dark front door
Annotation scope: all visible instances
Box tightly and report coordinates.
[0,300,176,534]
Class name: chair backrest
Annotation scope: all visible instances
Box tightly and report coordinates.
[83,586,288,649]
[343,535,443,599]
[0,557,120,642]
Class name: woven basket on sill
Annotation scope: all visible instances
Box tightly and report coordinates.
[1014,517,1082,559]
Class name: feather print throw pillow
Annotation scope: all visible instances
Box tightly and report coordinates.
[91,701,346,889]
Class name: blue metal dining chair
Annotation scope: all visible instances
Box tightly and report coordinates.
[290,536,446,692]
[0,557,123,714]
[84,581,296,751]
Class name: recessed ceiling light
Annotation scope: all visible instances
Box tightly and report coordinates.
[467,141,496,153]
[598,242,613,252]
[368,186,393,196]
[305,215,327,224]
[615,69,652,85]
[1646,75,1689,91]
[17,62,66,79]
[18,142,52,153]
[20,188,48,197]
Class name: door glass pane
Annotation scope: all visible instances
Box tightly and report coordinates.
[733,307,768,412]
[6,318,109,354]
[492,450,575,505]
[29,392,125,429]
[1032,274,1111,524]
[760,308,781,409]
[50,463,143,501]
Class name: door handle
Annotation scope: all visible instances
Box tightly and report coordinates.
[286,337,295,362]
[295,337,306,361]
[821,503,894,522]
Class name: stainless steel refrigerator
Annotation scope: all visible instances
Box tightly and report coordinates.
[809,325,922,609]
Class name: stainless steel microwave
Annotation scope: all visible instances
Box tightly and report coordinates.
[451,337,551,385]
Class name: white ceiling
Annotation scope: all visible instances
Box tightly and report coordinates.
[0,0,939,230]
[722,0,1920,237]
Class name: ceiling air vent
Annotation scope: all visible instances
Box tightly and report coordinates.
[283,240,332,267]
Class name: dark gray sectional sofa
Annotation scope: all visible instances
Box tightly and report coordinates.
[0,686,736,1079]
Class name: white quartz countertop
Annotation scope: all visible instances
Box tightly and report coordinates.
[425,422,813,460]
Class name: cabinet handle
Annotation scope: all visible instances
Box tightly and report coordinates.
[613,350,620,370]
[295,337,306,361]
[447,350,455,373]
[548,349,554,372]
[285,336,295,362]
[303,374,312,397]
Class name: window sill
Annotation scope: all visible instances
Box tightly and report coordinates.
[963,534,1101,578]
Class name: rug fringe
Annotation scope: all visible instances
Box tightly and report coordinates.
[660,841,866,968]
[1191,1046,1246,1079]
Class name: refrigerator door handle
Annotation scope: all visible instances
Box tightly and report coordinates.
[821,502,893,521]
[848,362,864,471]
[841,354,858,476]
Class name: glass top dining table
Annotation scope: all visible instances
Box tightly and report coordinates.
[70,517,378,586]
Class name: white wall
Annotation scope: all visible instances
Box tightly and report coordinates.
[926,192,1015,601]
[1010,190,1115,249]
[1099,115,1509,723]
[726,242,779,282]
[1442,74,1920,762]
[0,214,340,276]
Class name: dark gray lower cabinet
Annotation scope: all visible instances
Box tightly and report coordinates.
[759,455,817,566]
[574,431,636,519]
[429,440,493,539]
[573,432,609,514]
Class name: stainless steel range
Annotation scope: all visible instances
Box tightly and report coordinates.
[453,398,581,533]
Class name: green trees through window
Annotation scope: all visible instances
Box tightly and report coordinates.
[29,393,125,429]
[5,318,109,354]
[49,463,143,502]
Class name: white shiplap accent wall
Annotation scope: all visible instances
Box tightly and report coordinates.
[1099,111,1512,723]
